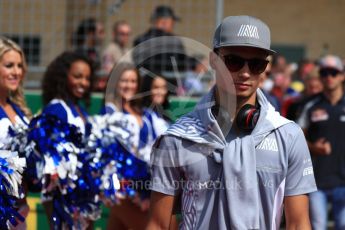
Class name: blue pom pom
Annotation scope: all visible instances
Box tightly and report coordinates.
[0,153,26,228]
[27,114,101,228]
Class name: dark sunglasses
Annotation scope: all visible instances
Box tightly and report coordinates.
[221,54,269,75]
[319,68,340,78]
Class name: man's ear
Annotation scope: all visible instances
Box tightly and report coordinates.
[209,51,218,70]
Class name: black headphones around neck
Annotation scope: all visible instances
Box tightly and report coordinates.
[211,103,260,133]
[236,104,260,132]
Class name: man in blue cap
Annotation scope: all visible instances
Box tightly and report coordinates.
[147,15,316,229]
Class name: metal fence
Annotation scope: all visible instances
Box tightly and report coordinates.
[0,0,221,90]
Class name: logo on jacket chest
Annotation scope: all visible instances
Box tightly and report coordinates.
[256,137,278,152]
[255,136,283,173]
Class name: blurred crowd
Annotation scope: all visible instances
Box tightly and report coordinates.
[70,5,212,96]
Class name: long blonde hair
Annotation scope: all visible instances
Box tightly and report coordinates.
[0,37,32,118]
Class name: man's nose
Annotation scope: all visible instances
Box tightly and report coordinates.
[238,62,251,78]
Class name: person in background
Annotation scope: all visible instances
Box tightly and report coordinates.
[303,67,324,96]
[102,20,132,75]
[0,37,31,141]
[0,36,31,229]
[286,66,323,121]
[141,75,171,133]
[259,56,280,111]
[294,59,316,83]
[72,18,105,71]
[183,54,209,96]
[133,5,181,46]
[104,63,159,230]
[280,61,313,118]
[271,54,288,74]
[271,64,300,116]
[140,75,179,229]
[132,5,187,83]
[298,55,345,230]
[40,51,94,229]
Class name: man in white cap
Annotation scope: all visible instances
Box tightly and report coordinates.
[147,15,316,229]
[298,55,345,230]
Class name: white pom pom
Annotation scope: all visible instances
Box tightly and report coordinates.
[0,150,26,198]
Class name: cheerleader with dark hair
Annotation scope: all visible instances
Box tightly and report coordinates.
[38,51,95,229]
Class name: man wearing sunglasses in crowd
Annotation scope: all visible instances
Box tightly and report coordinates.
[147,15,316,230]
[298,55,345,230]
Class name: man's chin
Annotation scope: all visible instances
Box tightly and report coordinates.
[236,92,251,98]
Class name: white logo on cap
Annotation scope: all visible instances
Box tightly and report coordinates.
[237,25,260,39]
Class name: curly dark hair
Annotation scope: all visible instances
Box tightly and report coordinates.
[42,51,95,107]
